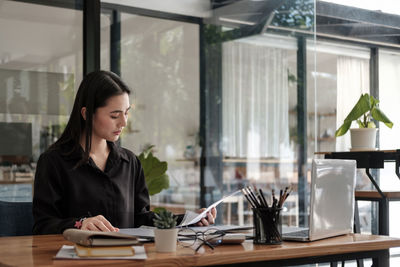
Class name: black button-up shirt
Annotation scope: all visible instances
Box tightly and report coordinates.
[33,141,156,234]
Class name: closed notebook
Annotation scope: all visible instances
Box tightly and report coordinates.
[63,228,141,247]
[74,244,135,257]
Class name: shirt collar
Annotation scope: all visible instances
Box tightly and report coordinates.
[60,140,129,163]
[107,141,129,163]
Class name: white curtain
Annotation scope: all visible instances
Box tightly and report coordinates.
[336,56,369,151]
[222,40,290,158]
[379,50,400,190]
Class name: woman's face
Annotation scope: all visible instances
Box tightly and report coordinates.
[91,93,131,142]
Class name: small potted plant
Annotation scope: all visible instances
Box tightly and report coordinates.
[153,208,178,253]
[335,93,393,150]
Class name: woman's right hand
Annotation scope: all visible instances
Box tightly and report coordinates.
[81,215,119,232]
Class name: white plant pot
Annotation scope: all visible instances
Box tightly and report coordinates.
[154,228,178,253]
[350,128,378,150]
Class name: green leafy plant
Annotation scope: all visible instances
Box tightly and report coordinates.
[335,93,393,137]
[153,208,177,229]
[138,145,169,196]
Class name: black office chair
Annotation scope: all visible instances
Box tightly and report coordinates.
[0,201,33,237]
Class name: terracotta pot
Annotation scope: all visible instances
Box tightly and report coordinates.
[350,128,378,150]
[154,228,178,253]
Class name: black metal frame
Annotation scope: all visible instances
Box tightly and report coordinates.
[83,0,100,75]
[297,36,308,227]
[356,194,390,236]
[110,10,121,76]
[100,2,202,24]
[199,22,207,209]
[200,24,224,213]
[317,1,400,45]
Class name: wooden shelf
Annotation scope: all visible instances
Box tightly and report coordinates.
[289,110,336,117]
[223,157,296,164]
[0,179,33,184]
[150,202,196,214]
[175,158,198,162]
[315,149,398,155]
[355,190,400,200]
[308,137,335,142]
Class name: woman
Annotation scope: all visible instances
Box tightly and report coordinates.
[33,70,216,234]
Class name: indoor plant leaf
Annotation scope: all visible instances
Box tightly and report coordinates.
[146,158,168,179]
[335,93,393,151]
[370,94,379,108]
[139,153,167,178]
[371,107,393,128]
[356,119,365,128]
[153,207,166,214]
[335,93,392,137]
[366,121,376,128]
[142,145,154,158]
[341,94,371,124]
[146,173,170,196]
[138,153,153,176]
[335,94,370,136]
[335,121,352,137]
[138,146,170,196]
[153,209,177,229]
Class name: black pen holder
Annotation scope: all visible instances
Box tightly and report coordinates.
[253,207,282,245]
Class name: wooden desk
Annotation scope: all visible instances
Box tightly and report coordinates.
[1,234,399,267]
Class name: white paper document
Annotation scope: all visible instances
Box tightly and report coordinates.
[54,245,147,260]
[118,190,242,238]
[119,227,155,239]
[178,190,241,227]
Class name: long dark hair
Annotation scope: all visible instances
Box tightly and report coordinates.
[50,70,131,167]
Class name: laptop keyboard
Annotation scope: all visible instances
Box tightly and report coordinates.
[283,229,309,238]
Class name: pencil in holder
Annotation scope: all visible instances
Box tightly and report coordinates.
[252,207,282,245]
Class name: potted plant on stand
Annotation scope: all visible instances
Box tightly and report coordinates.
[335,93,393,150]
[153,208,178,252]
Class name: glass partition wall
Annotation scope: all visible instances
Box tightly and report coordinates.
[221,34,300,225]
[99,0,316,226]
[0,0,83,201]
[314,0,400,241]
[202,0,315,226]
[2,0,400,236]
[0,0,317,227]
[111,13,200,213]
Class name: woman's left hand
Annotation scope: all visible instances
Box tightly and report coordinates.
[195,207,217,226]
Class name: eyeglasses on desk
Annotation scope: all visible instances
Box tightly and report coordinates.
[177,228,225,252]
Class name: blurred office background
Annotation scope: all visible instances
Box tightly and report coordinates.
[1,0,400,247]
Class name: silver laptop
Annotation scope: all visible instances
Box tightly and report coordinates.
[282,159,356,241]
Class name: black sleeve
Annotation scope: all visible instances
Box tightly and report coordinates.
[32,152,78,234]
[132,155,156,227]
